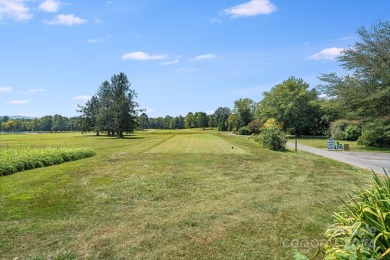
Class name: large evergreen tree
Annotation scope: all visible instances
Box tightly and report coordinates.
[78,72,139,138]
[78,95,100,134]
[96,81,115,134]
[110,73,139,137]
[318,21,390,120]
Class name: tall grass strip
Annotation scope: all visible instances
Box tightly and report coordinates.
[0,147,96,176]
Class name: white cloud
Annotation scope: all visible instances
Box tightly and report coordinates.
[7,99,29,104]
[73,95,92,102]
[19,88,45,94]
[122,51,168,61]
[45,14,87,26]
[224,0,276,18]
[193,54,217,61]
[340,36,353,40]
[160,59,179,65]
[39,0,60,13]
[175,67,198,73]
[87,34,112,44]
[144,107,154,114]
[307,47,344,60]
[210,18,221,24]
[0,0,33,21]
[0,86,12,93]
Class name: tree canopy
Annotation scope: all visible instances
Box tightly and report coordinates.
[231,98,256,131]
[213,107,230,131]
[78,72,139,138]
[258,77,321,135]
[318,21,390,120]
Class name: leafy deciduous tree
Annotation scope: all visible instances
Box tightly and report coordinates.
[232,98,256,130]
[213,107,231,131]
[138,113,149,130]
[184,112,195,128]
[259,76,321,136]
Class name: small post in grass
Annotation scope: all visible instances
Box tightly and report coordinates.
[295,133,298,152]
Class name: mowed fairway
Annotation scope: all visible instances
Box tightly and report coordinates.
[146,134,248,154]
[0,131,372,259]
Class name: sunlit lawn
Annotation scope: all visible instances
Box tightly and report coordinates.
[0,131,372,259]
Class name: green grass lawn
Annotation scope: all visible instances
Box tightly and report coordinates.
[289,136,390,153]
[0,131,372,259]
[146,134,247,154]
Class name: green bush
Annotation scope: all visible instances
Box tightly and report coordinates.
[358,120,390,148]
[238,126,252,135]
[344,125,362,141]
[329,120,362,141]
[323,171,390,259]
[247,119,262,135]
[295,171,390,259]
[256,128,287,151]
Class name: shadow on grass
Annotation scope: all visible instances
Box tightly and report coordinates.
[77,134,144,140]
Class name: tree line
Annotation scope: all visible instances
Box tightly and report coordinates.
[0,115,80,132]
[138,111,217,130]
[2,21,389,147]
[139,21,390,147]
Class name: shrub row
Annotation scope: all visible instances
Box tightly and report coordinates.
[358,120,390,148]
[329,120,362,141]
[0,147,96,176]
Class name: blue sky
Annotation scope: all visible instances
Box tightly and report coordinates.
[1,0,389,118]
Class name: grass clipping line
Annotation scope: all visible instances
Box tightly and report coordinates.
[0,147,96,176]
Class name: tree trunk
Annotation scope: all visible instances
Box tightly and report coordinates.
[295,129,300,152]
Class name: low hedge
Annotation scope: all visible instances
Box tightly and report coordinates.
[0,147,96,176]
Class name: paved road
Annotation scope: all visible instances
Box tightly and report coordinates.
[287,142,390,174]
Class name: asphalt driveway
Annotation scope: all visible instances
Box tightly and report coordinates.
[287,142,390,174]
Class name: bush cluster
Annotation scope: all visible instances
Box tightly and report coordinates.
[256,127,287,151]
[252,118,287,151]
[247,119,262,135]
[358,120,390,148]
[329,120,362,141]
[0,146,96,176]
[237,126,252,135]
